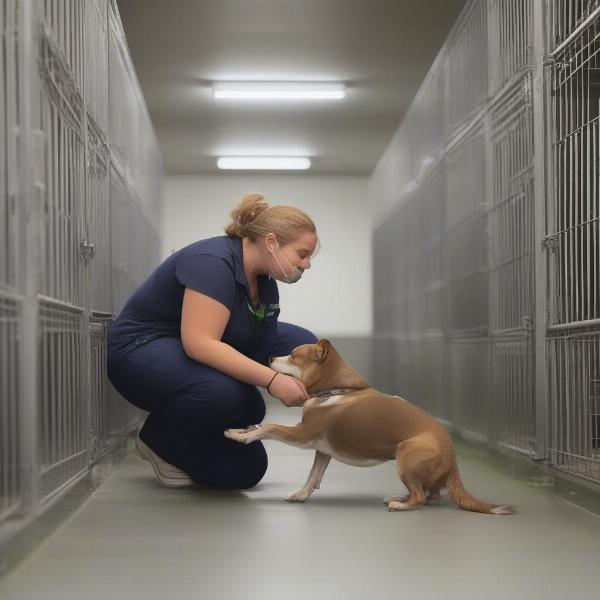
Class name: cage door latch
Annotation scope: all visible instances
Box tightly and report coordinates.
[80,240,96,263]
[541,234,560,252]
[521,316,534,331]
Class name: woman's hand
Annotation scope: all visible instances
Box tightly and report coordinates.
[267,373,310,407]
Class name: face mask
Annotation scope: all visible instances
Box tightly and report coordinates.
[267,239,304,284]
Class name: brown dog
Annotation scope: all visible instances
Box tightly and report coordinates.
[225,339,515,514]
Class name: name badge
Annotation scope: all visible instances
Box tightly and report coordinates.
[266,302,279,317]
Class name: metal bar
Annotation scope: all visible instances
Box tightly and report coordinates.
[39,448,88,476]
[531,0,550,460]
[549,317,600,331]
[17,0,41,519]
[552,5,600,56]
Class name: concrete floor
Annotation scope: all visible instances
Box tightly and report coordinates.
[1,400,600,600]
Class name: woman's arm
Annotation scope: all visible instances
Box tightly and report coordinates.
[181,287,274,387]
[180,288,308,407]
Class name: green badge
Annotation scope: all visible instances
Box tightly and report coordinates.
[246,299,265,320]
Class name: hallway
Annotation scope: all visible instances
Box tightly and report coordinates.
[1,401,599,600]
[3,1,600,597]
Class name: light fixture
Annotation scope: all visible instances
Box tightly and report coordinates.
[217,157,311,170]
[213,81,346,100]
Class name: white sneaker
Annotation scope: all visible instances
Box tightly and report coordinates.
[135,433,195,488]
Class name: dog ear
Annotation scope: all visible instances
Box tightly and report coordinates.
[314,339,331,361]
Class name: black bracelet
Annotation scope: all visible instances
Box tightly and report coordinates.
[266,371,279,393]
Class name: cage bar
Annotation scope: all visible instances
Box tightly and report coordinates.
[402,62,446,183]
[489,0,534,94]
[38,29,84,308]
[41,0,85,92]
[39,300,87,502]
[86,117,111,313]
[550,0,600,52]
[408,336,445,418]
[548,329,600,480]
[446,0,488,135]
[492,335,536,452]
[487,75,537,453]
[449,336,491,438]
[0,294,21,522]
[417,166,447,335]
[1,0,19,289]
[89,317,111,461]
[550,16,600,326]
[84,0,109,133]
[109,163,130,315]
[489,75,535,333]
[445,120,490,334]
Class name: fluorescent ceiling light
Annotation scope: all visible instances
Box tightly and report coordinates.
[217,157,311,170]
[213,82,346,100]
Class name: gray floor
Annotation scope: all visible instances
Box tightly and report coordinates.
[1,400,600,600]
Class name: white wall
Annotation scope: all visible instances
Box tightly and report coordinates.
[161,175,372,337]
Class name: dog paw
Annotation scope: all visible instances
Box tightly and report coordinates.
[223,429,251,443]
[287,491,309,502]
[387,501,424,511]
[383,495,409,505]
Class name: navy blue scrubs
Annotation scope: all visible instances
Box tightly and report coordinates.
[107,235,317,489]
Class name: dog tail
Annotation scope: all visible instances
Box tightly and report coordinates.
[446,463,516,515]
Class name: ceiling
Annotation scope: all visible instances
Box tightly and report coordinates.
[116,0,467,176]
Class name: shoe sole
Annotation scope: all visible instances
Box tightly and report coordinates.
[135,435,195,488]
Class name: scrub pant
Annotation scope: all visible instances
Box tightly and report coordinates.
[107,322,317,490]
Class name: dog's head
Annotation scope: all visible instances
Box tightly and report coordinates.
[270,339,332,379]
[270,339,368,393]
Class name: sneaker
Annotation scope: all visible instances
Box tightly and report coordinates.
[135,433,195,488]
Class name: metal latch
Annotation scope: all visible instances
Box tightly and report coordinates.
[521,316,534,331]
[80,240,96,263]
[541,234,560,252]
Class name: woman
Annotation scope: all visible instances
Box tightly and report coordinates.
[107,193,319,490]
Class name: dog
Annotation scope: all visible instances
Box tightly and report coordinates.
[224,339,515,515]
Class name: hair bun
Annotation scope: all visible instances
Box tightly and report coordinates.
[226,193,270,237]
[224,192,316,245]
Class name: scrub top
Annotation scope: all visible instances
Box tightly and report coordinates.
[107,235,280,364]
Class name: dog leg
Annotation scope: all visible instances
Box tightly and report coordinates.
[287,451,331,503]
[387,436,441,511]
[224,423,314,449]
[387,473,428,512]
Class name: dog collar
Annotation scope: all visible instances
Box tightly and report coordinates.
[312,388,356,398]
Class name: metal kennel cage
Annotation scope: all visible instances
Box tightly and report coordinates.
[371,0,600,481]
[0,0,162,558]
[546,6,600,478]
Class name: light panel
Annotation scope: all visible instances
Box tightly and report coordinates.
[213,81,346,100]
[217,157,311,170]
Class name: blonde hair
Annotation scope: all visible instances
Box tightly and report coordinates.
[224,193,318,247]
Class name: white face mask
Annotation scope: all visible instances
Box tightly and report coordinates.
[267,239,304,284]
